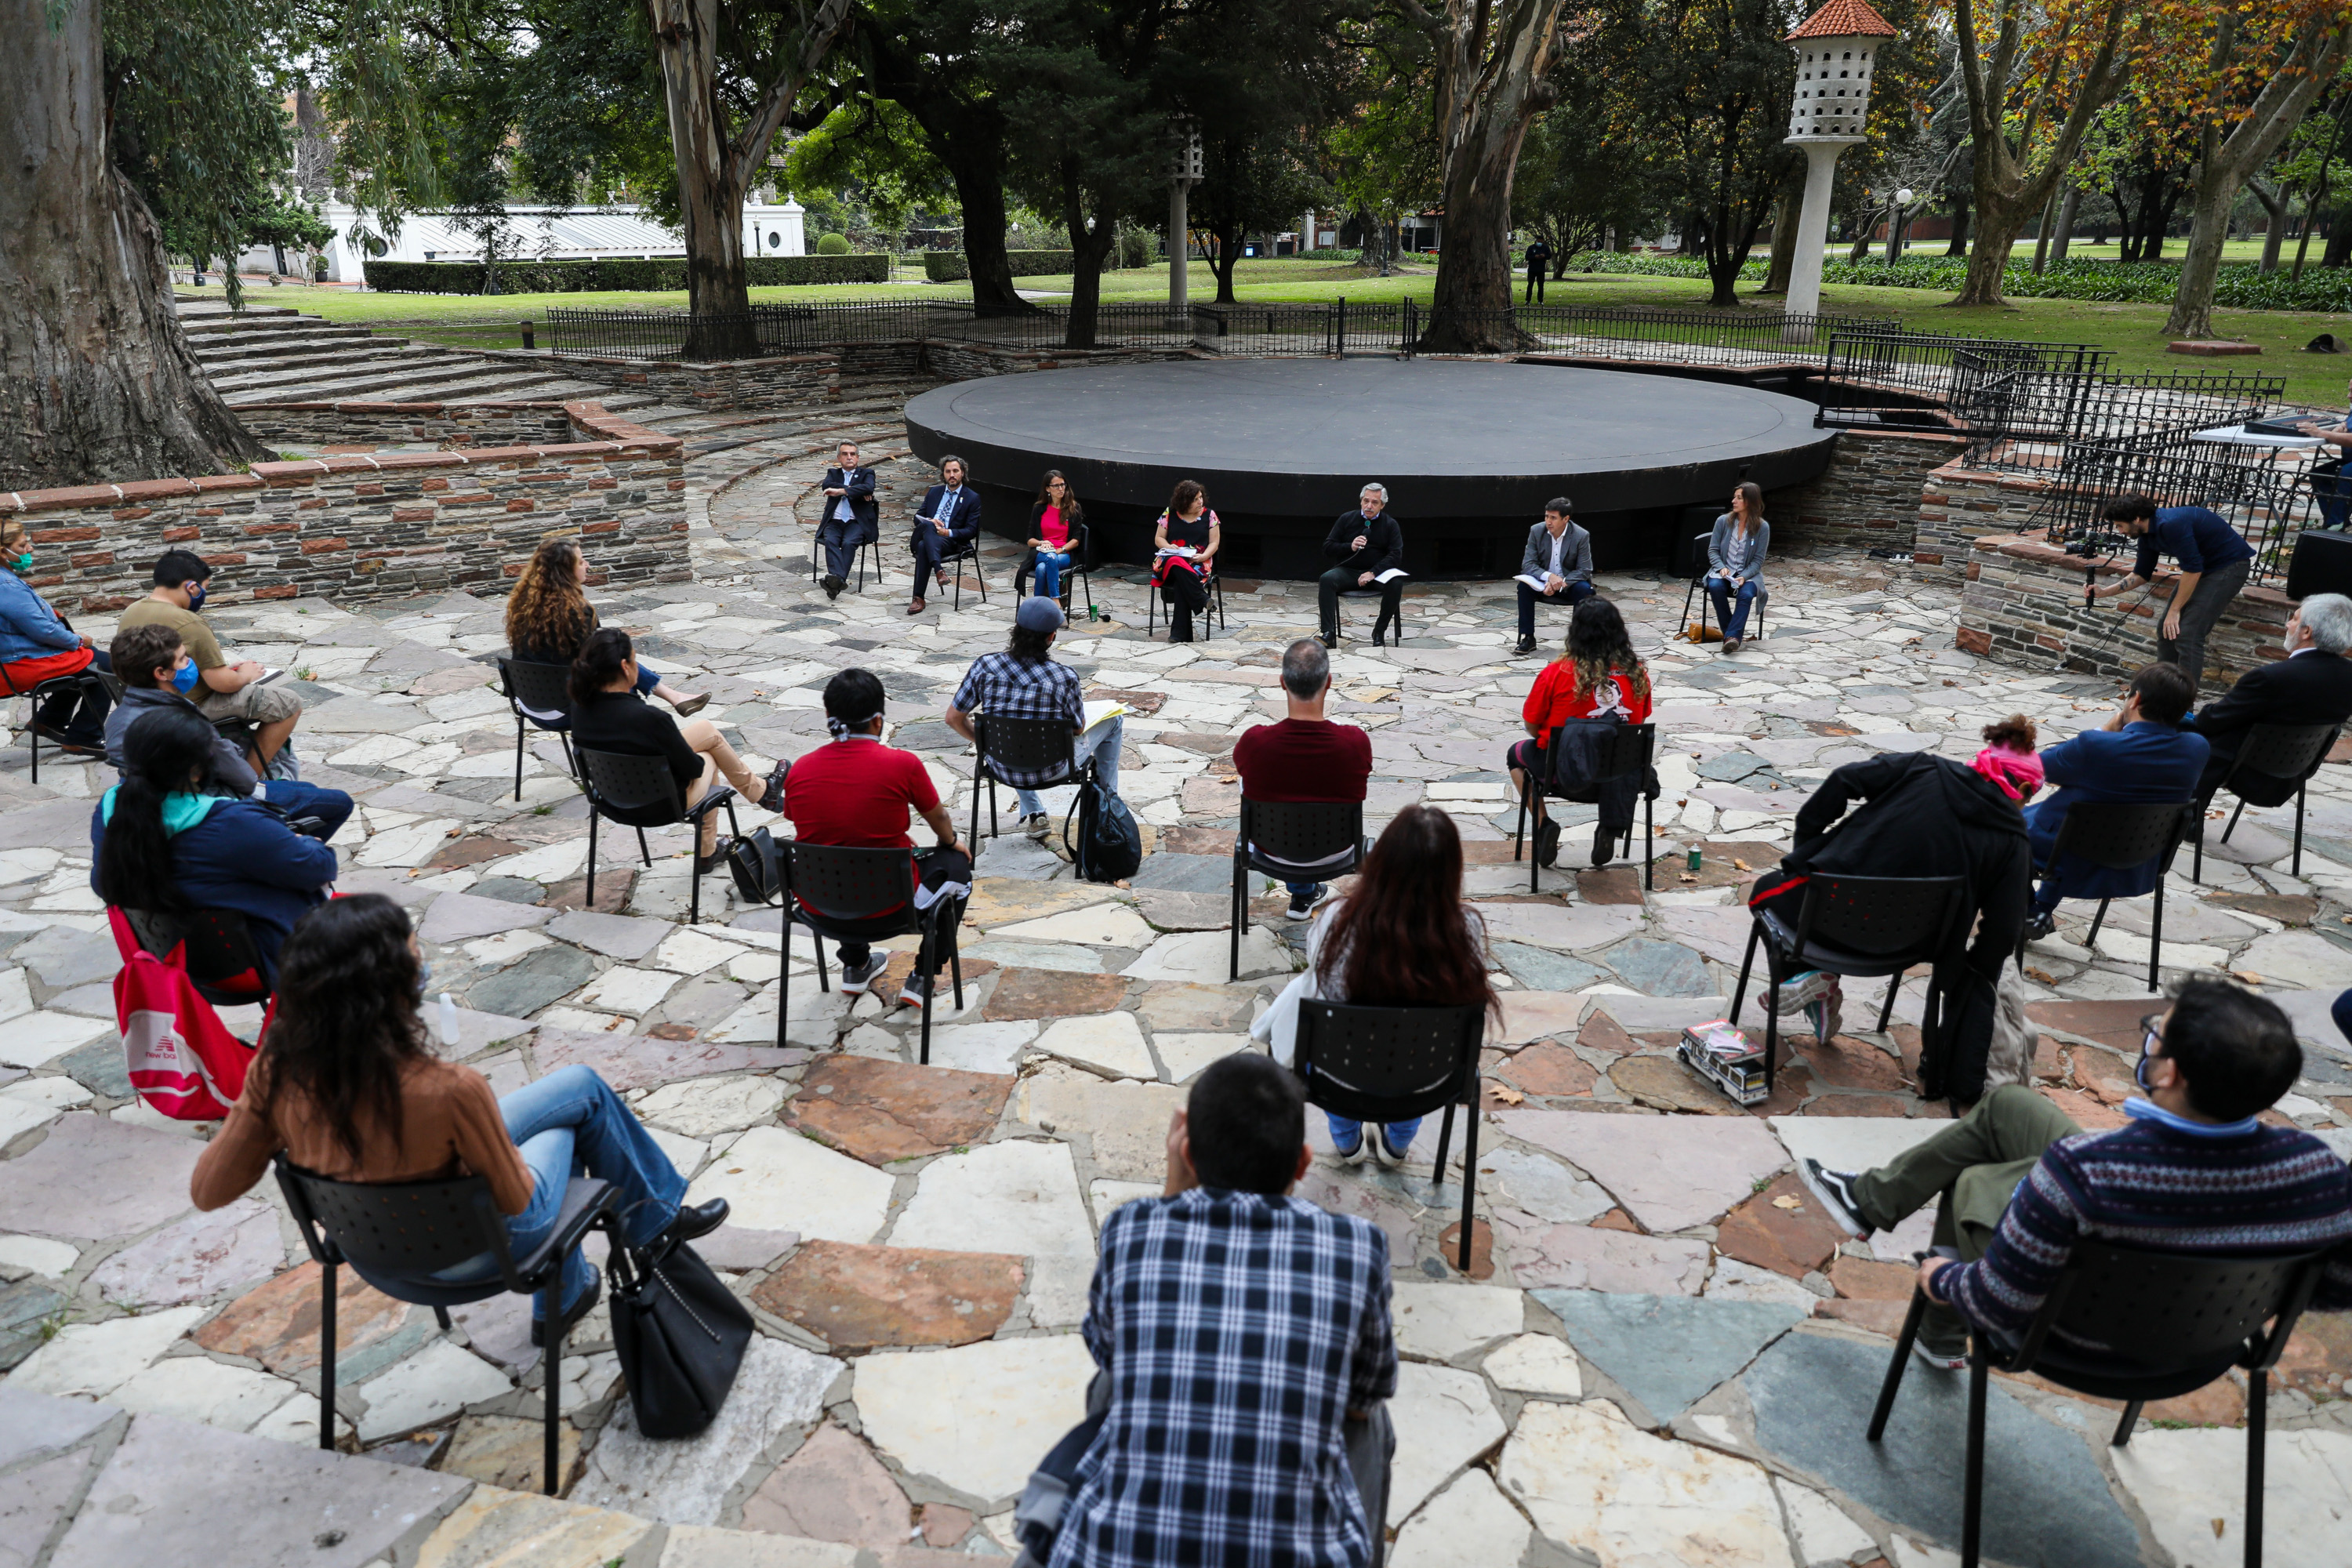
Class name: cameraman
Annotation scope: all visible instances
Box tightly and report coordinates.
[2089,494,2256,692]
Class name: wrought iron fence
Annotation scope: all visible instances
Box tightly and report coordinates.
[1816,332,2111,432]
[1956,368,2284,473]
[2026,426,2333,587]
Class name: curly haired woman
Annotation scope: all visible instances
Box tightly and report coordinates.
[504,537,706,716]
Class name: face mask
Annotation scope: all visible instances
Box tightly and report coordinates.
[185,583,207,612]
[170,659,201,695]
[10,553,29,572]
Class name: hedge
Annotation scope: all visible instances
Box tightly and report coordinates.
[921,249,1076,282]
[362,252,891,294]
[1566,249,2352,313]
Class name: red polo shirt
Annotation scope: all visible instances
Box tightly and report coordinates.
[1232,718,1372,804]
[783,738,938,848]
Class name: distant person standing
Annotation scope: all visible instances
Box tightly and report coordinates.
[815,440,878,599]
[2092,493,2257,691]
[909,456,982,616]
[1704,481,1771,655]
[1316,484,1405,649]
[1523,238,1553,303]
[1513,497,1595,655]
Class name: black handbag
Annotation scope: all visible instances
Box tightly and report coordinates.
[727,826,782,906]
[608,1238,755,1439]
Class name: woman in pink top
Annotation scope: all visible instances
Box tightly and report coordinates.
[1022,470,1082,605]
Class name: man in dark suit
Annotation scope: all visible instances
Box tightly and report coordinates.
[1524,238,1553,302]
[815,439,878,600]
[2187,591,2352,801]
[2020,662,2208,943]
[909,455,982,615]
[1513,498,1594,655]
[1316,483,1406,649]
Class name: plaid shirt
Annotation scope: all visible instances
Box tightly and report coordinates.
[1054,1187,1397,1568]
[953,651,1083,789]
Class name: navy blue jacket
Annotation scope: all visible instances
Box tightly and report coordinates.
[2132,506,2255,580]
[90,794,339,986]
[819,466,878,540]
[916,483,982,545]
[2024,720,2208,900]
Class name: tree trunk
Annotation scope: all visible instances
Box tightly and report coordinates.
[1,0,270,489]
[1057,159,1121,351]
[2252,180,2285,270]
[1417,0,1567,354]
[2325,203,2352,266]
[2049,185,2078,263]
[1207,214,1242,303]
[2165,17,2348,336]
[935,125,1029,316]
[1944,189,1972,256]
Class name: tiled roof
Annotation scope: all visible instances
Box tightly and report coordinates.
[1787,0,1898,39]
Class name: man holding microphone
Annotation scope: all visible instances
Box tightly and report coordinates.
[1316,483,1405,649]
[2089,494,2258,692]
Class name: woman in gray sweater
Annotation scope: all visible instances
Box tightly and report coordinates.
[1705,481,1770,653]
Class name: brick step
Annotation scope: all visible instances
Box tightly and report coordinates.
[216,358,543,406]
[196,343,437,378]
[178,310,335,336]
[193,330,400,364]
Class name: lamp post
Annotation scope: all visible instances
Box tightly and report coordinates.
[1780,0,1899,343]
[1167,120,1201,328]
[1882,186,1915,264]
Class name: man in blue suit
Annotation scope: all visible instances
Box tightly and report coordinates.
[815,438,878,600]
[2021,660,2208,943]
[909,455,982,615]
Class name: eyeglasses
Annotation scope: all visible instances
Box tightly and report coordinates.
[2140,1013,2165,1054]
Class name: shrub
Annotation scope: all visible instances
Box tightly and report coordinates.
[815,232,851,256]
[920,249,1077,282]
[361,253,890,293]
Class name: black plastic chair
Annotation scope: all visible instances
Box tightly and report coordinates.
[274,1156,620,1494]
[121,906,273,1009]
[1337,576,1410,645]
[1509,722,1658,893]
[7,663,112,783]
[576,746,740,925]
[1015,520,1094,612]
[1730,873,1969,1092]
[970,713,1080,849]
[776,840,965,1065]
[921,530,989,612]
[1290,1000,1486,1271]
[1147,565,1226,641]
[497,657,578,803]
[1867,1240,2330,1568]
[2192,722,2339,882]
[2028,800,2194,992]
[811,527,882,593]
[1232,799,1367,981]
[1677,531,1769,645]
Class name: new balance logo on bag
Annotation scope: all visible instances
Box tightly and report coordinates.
[107,906,256,1121]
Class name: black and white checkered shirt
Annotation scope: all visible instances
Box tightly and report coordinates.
[953,652,1083,789]
[1053,1187,1397,1568]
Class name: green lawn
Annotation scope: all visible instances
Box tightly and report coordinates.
[182,253,2352,406]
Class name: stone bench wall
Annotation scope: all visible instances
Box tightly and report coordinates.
[1955,532,2296,691]
[1769,427,1971,558]
[1918,463,2052,577]
[235,401,578,449]
[0,403,687,613]
[916,341,1208,382]
[485,348,844,412]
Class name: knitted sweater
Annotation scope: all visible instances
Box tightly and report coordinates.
[1943,1100,2352,1347]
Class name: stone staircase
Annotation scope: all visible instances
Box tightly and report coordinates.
[177,300,644,410]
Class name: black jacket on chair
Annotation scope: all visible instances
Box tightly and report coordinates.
[1544,718,1657,836]
[1323,512,1403,580]
[2188,648,2352,803]
[818,467,878,541]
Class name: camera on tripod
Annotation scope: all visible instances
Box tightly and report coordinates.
[2064,532,2122,558]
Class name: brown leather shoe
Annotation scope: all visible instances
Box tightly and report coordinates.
[906,597,926,615]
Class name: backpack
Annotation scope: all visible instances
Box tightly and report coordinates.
[1064,771,1142,884]
[107,907,260,1120]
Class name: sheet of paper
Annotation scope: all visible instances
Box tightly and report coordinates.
[1374,568,1410,583]
[1157,545,1198,560]
[1514,572,1552,593]
[1081,699,1129,735]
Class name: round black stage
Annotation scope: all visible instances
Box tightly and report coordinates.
[902,358,1837,581]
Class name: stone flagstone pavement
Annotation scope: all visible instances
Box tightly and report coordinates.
[4,391,2352,1567]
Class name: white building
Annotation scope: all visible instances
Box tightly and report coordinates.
[246,199,807,284]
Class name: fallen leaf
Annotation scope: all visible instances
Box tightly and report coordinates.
[2026,967,2056,985]
[2212,1519,2227,1539]
[1770,1195,1802,1210]
[1679,873,1698,883]
[1733,858,1751,871]
[1488,1085,1526,1105]
[2231,969,2263,985]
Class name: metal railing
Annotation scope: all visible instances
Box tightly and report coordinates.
[1817,332,2111,432]
[2026,426,2333,587]
[1957,368,2284,473]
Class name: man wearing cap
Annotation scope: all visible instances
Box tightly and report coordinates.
[946,597,1124,840]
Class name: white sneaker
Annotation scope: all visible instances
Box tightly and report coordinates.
[1024,813,1051,841]
[1769,968,1839,1016]
[837,953,887,994]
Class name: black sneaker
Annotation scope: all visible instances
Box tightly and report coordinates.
[1286,884,1327,921]
[1515,634,1537,655]
[1589,823,1613,867]
[1798,1158,1870,1238]
[838,953,888,994]
[1535,818,1562,869]
[529,1264,601,1348]
[2022,909,2056,943]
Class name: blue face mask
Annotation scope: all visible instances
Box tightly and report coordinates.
[186,583,207,612]
[170,659,201,695]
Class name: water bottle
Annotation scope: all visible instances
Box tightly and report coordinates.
[437,993,462,1049]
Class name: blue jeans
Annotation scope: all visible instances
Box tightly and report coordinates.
[258,781,354,841]
[431,1064,686,1323]
[1326,1112,1423,1152]
[1034,550,1071,601]
[1707,576,1759,638]
[1014,715,1123,817]
[1516,578,1594,638]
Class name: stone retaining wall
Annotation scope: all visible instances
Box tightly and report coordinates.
[1955,532,2296,691]
[1770,427,1971,557]
[486,348,844,412]
[1919,463,2051,577]
[0,403,687,612]
[916,340,1208,382]
[235,401,577,449]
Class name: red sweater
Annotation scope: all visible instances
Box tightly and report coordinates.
[1233,718,1372,803]
[1523,660,1653,735]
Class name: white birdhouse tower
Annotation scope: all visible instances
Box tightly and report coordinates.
[1780,0,1899,338]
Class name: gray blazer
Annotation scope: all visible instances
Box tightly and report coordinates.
[1521,521,1593,586]
[1707,514,1769,583]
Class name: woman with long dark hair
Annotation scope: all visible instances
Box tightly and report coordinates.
[565,627,782,869]
[1150,479,1219,643]
[505,535,706,715]
[1703,480,1770,654]
[187,895,724,1342]
[1017,470,1083,606]
[1252,804,1497,1164]
[91,705,338,985]
[1508,595,1654,869]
